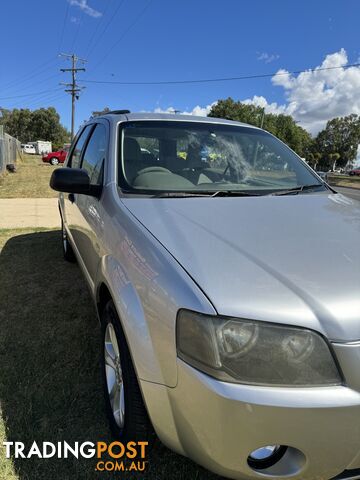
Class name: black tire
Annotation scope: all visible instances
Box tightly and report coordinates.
[61,220,76,262]
[50,157,59,165]
[101,300,156,444]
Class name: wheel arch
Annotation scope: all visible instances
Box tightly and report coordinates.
[97,282,113,319]
[95,263,166,386]
[94,229,219,389]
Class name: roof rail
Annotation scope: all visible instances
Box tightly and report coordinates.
[104,109,130,115]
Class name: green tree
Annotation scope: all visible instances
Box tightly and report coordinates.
[209,98,265,126]
[0,108,32,142]
[31,107,69,144]
[307,152,322,170]
[209,98,312,157]
[263,113,312,158]
[328,153,341,171]
[314,114,360,169]
[0,107,70,146]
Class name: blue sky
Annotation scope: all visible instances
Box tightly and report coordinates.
[1,0,360,136]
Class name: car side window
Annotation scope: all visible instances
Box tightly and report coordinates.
[80,124,107,185]
[68,125,92,168]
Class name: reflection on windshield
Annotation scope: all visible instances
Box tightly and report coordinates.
[119,121,323,195]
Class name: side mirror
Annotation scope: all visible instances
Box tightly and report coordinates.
[50,168,101,197]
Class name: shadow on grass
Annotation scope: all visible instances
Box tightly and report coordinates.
[0,230,221,480]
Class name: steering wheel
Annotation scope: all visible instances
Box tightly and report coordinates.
[136,166,171,176]
[222,160,243,182]
[222,164,230,178]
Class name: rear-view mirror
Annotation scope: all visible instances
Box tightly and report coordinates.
[50,168,100,197]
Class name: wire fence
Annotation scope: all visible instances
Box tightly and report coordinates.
[0,126,22,174]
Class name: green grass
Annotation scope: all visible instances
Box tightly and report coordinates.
[0,228,220,480]
[0,155,59,198]
[327,173,360,189]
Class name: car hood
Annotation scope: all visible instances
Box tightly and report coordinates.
[122,193,360,342]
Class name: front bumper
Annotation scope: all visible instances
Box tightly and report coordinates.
[141,348,360,480]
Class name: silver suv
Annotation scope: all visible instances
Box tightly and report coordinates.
[51,111,360,480]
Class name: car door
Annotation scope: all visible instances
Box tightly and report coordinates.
[75,121,108,283]
[62,124,93,259]
[60,150,67,163]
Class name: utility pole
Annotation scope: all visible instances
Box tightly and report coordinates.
[60,53,86,139]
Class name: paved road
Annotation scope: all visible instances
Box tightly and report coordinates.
[333,186,360,202]
[0,198,60,229]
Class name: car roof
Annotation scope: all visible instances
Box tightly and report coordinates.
[91,111,261,130]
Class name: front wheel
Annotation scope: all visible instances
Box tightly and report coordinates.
[101,300,155,444]
[50,157,59,165]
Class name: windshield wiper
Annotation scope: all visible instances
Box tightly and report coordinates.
[211,190,262,197]
[153,192,214,198]
[148,185,324,198]
[269,184,325,196]
[153,190,262,198]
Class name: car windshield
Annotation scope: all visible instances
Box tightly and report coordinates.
[119,121,323,195]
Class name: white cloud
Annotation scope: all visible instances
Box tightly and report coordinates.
[242,95,286,115]
[68,0,102,18]
[153,98,286,125]
[257,52,280,64]
[271,48,360,133]
[154,102,217,117]
[154,107,179,114]
[157,49,360,135]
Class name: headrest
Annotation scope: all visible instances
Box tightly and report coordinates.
[123,137,142,183]
[124,137,142,161]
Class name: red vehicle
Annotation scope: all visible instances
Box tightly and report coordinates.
[349,167,360,176]
[42,149,68,166]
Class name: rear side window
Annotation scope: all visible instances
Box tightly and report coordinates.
[68,125,92,168]
[81,124,107,185]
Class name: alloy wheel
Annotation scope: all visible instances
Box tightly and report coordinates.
[104,323,125,428]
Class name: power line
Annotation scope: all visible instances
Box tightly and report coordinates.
[26,92,66,110]
[0,88,62,101]
[70,9,86,53]
[16,89,63,104]
[90,0,152,72]
[60,53,86,139]
[82,62,360,86]
[12,91,66,110]
[58,0,70,53]
[2,88,61,107]
[85,0,124,58]
[0,57,58,93]
[3,73,62,98]
[86,0,126,59]
[13,91,64,109]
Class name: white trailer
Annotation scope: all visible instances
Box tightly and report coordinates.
[29,141,52,154]
[21,144,36,154]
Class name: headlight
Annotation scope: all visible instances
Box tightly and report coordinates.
[176,310,342,387]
